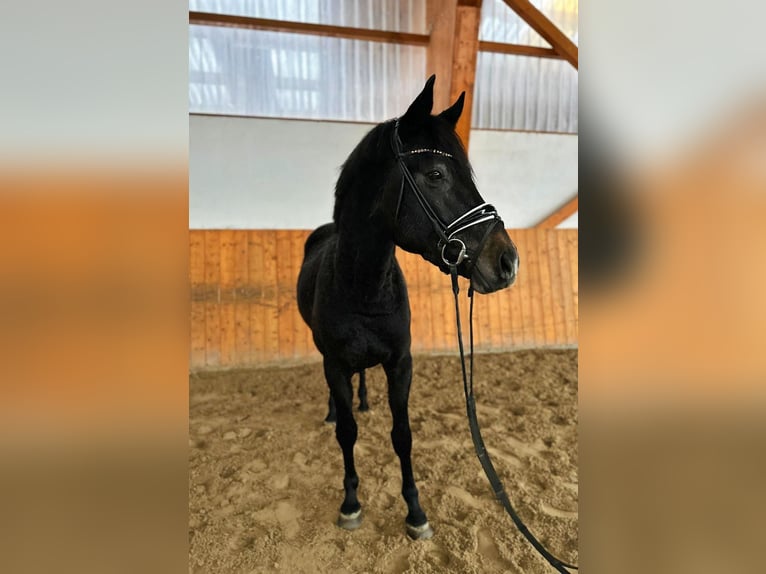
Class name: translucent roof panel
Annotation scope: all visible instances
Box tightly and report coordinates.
[189,0,427,34]
[190,25,426,122]
[473,52,578,132]
[475,0,578,133]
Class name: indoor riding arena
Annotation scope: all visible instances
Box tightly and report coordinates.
[189,1,578,572]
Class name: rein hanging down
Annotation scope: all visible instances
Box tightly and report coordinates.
[449,267,578,574]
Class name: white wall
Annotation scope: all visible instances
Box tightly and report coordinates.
[190,114,577,229]
[469,130,578,228]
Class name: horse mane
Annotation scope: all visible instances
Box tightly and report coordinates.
[332,122,392,225]
[332,117,474,226]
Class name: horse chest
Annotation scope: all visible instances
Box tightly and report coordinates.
[318,306,409,369]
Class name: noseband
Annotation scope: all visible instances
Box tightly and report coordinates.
[391,119,502,270]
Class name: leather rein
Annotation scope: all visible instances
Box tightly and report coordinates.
[392,119,578,573]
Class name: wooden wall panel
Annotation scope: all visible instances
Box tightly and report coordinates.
[566,231,579,338]
[439,262,457,351]
[203,231,221,367]
[218,230,237,366]
[274,230,295,360]
[247,231,265,363]
[189,232,206,366]
[233,232,250,364]
[545,230,565,344]
[261,231,280,361]
[537,231,553,345]
[189,229,578,370]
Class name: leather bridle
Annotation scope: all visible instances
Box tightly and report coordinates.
[391,119,502,272]
[392,118,579,573]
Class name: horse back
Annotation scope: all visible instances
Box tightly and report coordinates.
[304,223,336,258]
[297,223,337,329]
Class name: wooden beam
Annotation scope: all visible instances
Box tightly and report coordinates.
[427,0,458,112]
[450,0,483,151]
[189,12,430,47]
[479,40,564,60]
[501,0,578,69]
[536,195,578,228]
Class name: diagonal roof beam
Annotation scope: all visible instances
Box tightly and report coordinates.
[501,0,578,69]
[536,195,578,228]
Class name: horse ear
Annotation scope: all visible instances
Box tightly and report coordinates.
[438,92,465,127]
[400,75,436,125]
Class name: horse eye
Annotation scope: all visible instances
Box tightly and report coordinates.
[427,170,443,181]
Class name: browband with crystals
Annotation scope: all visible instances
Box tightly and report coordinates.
[400,148,454,158]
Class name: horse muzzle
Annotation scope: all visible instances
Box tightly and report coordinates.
[469,235,519,294]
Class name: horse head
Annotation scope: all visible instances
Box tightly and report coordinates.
[382,75,519,294]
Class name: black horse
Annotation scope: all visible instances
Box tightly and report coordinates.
[297,76,518,539]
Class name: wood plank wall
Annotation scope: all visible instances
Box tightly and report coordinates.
[190,229,577,370]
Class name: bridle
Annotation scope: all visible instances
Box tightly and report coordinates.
[392,118,579,573]
[391,119,502,271]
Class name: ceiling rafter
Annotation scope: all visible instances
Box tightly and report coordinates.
[500,0,578,69]
[189,12,430,46]
[536,196,578,228]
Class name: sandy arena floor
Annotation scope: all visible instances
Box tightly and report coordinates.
[189,349,578,573]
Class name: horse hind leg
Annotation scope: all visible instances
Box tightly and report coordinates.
[324,360,363,530]
[383,354,432,540]
[325,370,366,423]
[357,370,369,412]
[324,394,337,423]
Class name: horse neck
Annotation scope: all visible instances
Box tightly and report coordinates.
[335,206,397,303]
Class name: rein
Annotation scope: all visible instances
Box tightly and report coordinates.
[449,266,578,573]
[392,118,578,572]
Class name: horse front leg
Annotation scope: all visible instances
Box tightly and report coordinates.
[357,370,369,412]
[324,359,362,529]
[383,353,432,539]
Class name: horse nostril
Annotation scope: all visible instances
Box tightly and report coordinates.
[499,249,518,281]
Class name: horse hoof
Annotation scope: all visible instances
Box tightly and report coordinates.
[406,521,433,540]
[324,415,337,424]
[337,509,363,530]
[358,404,369,412]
